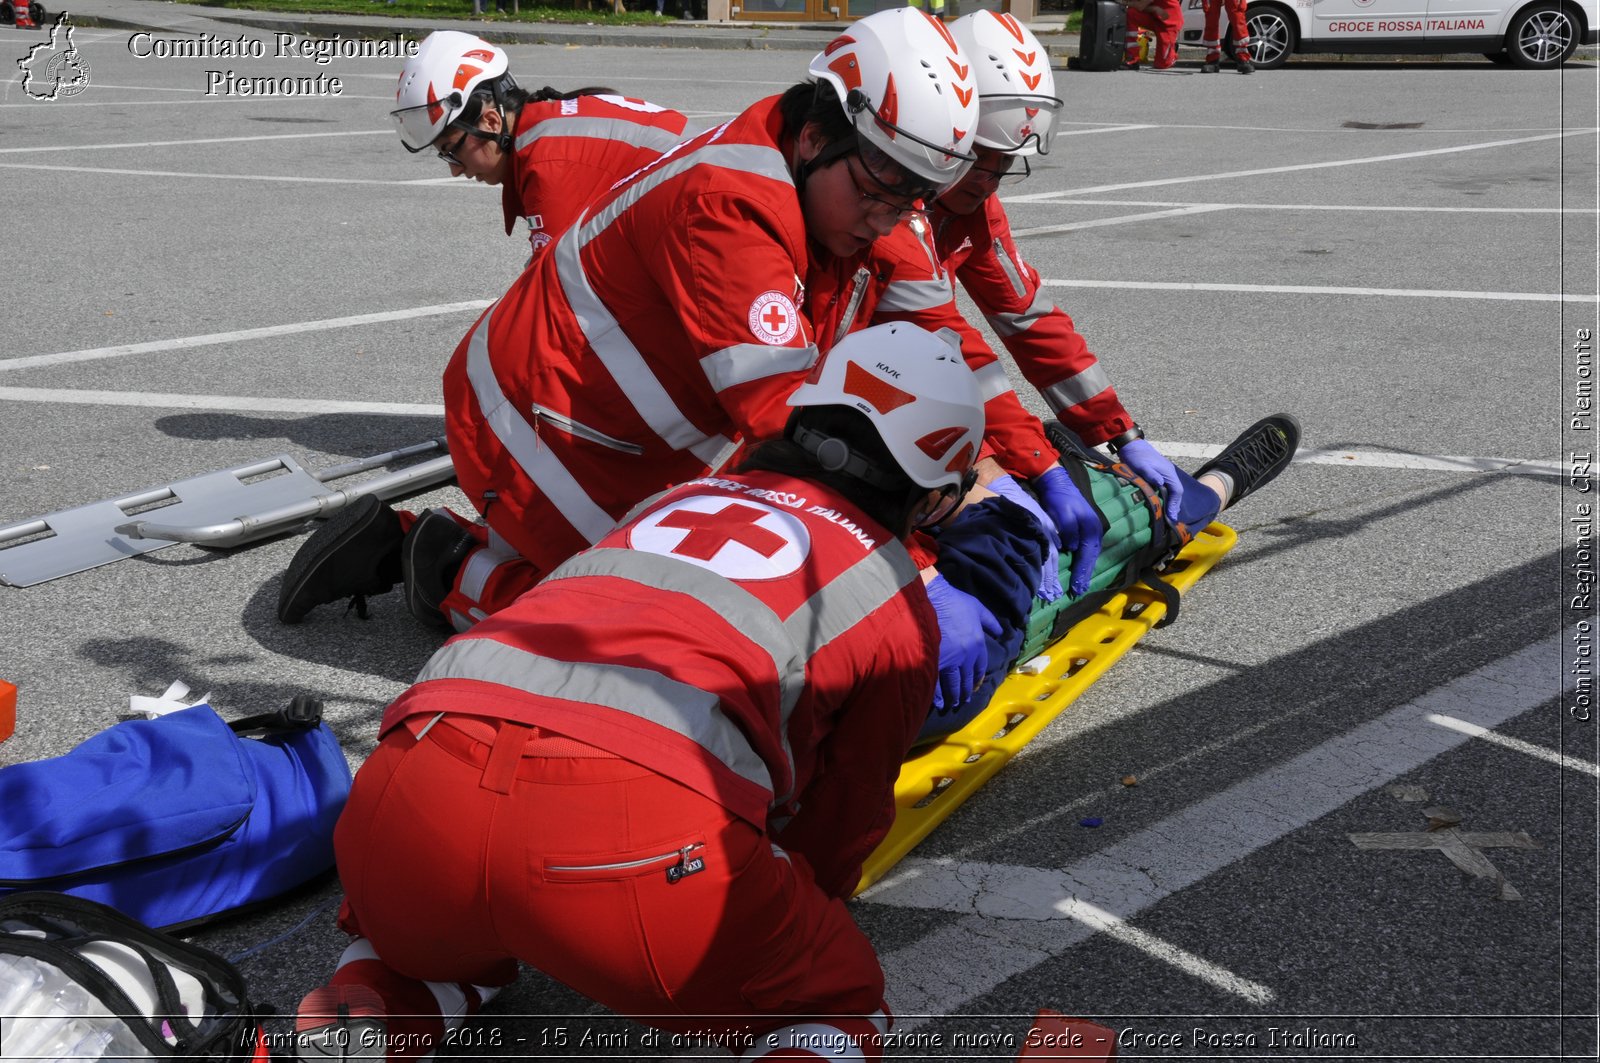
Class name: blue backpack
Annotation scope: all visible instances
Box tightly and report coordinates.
[0,698,351,931]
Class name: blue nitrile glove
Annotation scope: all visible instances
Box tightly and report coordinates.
[987,475,1064,603]
[1118,438,1185,520]
[1034,465,1102,597]
[926,572,1002,711]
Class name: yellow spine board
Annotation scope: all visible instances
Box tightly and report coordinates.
[855,522,1238,895]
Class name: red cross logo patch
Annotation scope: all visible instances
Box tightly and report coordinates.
[629,495,809,580]
[747,291,800,346]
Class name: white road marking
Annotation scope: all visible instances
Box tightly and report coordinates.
[0,387,444,416]
[0,301,491,373]
[0,162,468,185]
[1427,713,1600,777]
[1050,123,1157,137]
[867,634,1570,1020]
[0,392,1558,480]
[0,130,391,153]
[1012,204,1232,237]
[1004,130,1596,200]
[1155,440,1563,478]
[1041,278,1595,304]
[1054,899,1275,1002]
[1013,196,1592,216]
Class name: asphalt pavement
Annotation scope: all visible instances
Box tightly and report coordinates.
[1,9,1597,1063]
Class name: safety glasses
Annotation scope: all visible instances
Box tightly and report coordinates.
[435,127,472,167]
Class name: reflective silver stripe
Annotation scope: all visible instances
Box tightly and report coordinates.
[552,141,791,468]
[876,277,955,313]
[1042,363,1114,413]
[514,117,684,155]
[546,547,803,793]
[700,342,818,395]
[994,240,1032,301]
[972,359,1017,404]
[416,638,774,793]
[782,543,920,665]
[546,536,916,804]
[459,540,517,604]
[465,306,619,545]
[985,287,1056,338]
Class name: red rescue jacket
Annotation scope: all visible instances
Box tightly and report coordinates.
[382,470,937,898]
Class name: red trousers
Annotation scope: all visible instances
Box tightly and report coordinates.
[1202,0,1252,59]
[1125,0,1183,67]
[334,716,891,1055]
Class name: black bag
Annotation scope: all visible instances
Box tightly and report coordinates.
[0,892,267,1060]
[1078,0,1128,71]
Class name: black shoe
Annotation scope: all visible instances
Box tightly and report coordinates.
[277,495,403,624]
[1195,414,1300,509]
[1237,57,1255,73]
[1202,59,1221,72]
[400,510,477,630]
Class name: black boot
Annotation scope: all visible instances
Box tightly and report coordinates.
[277,495,403,624]
[400,510,477,630]
[1195,414,1300,509]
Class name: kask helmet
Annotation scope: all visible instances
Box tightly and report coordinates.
[786,322,983,496]
[807,9,980,195]
[391,31,515,153]
[951,11,1063,156]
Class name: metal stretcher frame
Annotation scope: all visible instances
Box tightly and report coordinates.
[0,439,454,588]
[856,522,1239,896]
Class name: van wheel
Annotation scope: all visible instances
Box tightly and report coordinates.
[1483,50,1513,62]
[1506,2,1579,67]
[0,3,14,23]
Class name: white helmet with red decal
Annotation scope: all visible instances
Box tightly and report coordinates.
[786,322,983,496]
[391,31,515,153]
[951,11,1063,157]
[807,8,980,195]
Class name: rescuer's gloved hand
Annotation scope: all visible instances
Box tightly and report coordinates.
[926,573,1002,710]
[1118,438,1185,521]
[987,475,1064,603]
[1034,466,1102,597]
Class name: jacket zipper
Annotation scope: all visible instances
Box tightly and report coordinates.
[529,403,644,455]
[548,842,706,884]
[831,267,873,347]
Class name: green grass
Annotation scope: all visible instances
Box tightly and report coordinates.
[1063,8,1081,30]
[174,0,679,25]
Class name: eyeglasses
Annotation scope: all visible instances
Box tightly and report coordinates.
[971,155,1032,185]
[436,128,471,167]
[844,152,923,220]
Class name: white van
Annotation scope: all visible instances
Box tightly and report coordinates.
[1178,0,1597,67]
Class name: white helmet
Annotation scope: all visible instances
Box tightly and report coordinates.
[391,31,514,153]
[787,322,983,495]
[808,9,980,195]
[951,12,1063,157]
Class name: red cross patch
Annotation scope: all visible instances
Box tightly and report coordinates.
[747,291,800,346]
[629,495,809,580]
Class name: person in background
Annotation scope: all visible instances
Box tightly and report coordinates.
[390,31,688,260]
[1201,0,1255,72]
[1122,0,1183,69]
